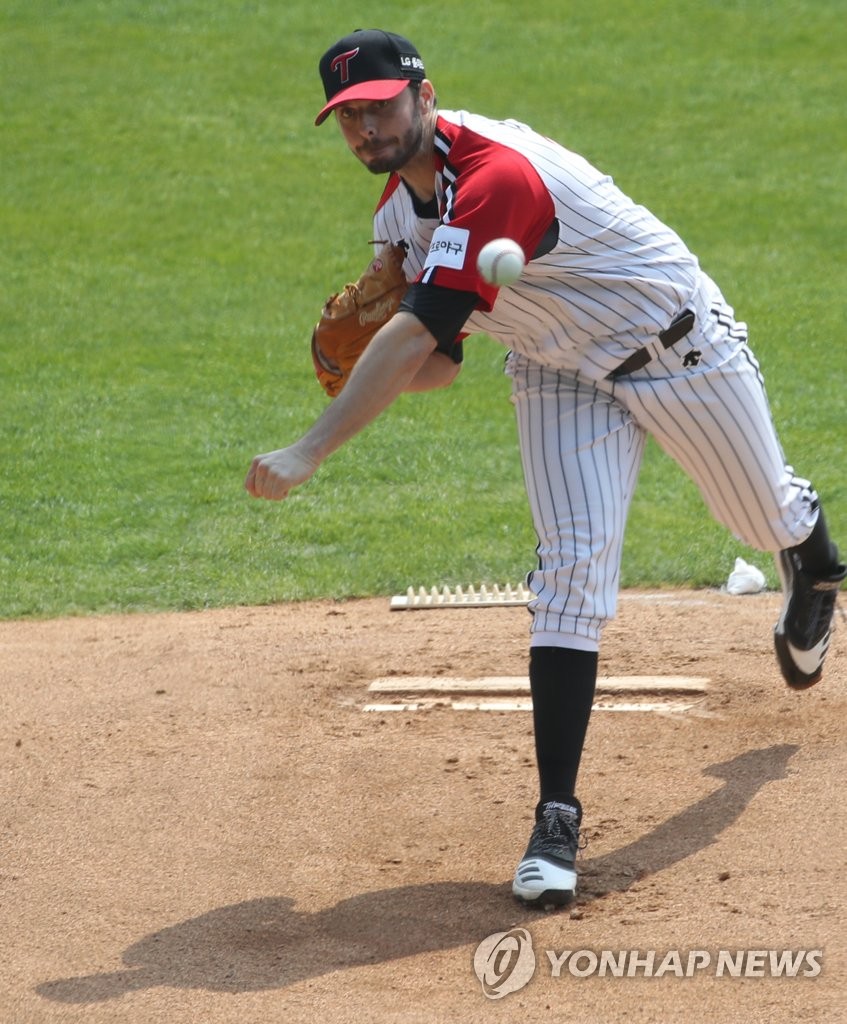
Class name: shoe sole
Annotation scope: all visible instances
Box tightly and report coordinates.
[512,886,576,908]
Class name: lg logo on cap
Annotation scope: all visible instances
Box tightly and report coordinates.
[400,55,424,72]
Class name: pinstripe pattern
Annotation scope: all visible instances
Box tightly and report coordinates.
[375,176,437,279]
[376,110,700,378]
[508,355,646,646]
[509,297,818,647]
[370,110,818,648]
[613,302,818,553]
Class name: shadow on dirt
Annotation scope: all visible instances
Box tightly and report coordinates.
[36,743,798,1002]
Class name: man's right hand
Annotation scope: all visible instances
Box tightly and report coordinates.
[244,445,320,501]
[245,313,440,502]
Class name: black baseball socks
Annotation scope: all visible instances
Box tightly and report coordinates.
[529,645,598,815]
[792,506,841,576]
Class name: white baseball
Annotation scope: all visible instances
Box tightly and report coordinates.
[477,238,526,286]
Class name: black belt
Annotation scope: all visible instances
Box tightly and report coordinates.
[607,309,696,379]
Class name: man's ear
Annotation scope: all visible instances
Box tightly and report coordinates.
[419,79,436,113]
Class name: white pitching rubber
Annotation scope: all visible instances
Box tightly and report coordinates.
[390,583,532,609]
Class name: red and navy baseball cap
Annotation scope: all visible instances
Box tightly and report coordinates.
[315,29,425,126]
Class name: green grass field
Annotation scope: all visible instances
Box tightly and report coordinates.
[2,0,845,618]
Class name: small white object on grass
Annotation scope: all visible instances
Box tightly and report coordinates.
[726,557,766,595]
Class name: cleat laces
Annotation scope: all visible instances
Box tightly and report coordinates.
[527,803,584,861]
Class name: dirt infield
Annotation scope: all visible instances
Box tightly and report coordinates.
[3,589,845,1023]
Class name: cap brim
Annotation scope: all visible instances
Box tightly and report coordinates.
[314,79,410,125]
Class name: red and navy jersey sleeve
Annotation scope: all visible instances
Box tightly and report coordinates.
[422,120,556,310]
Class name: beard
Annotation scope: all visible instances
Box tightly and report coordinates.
[357,108,425,175]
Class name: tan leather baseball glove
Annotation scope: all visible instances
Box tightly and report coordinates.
[311,240,409,397]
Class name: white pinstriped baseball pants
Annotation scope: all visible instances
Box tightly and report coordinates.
[507,297,819,651]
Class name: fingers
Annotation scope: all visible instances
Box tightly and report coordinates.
[245,449,316,501]
[243,456,262,497]
[244,455,288,501]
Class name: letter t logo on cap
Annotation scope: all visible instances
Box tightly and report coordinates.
[330,47,360,84]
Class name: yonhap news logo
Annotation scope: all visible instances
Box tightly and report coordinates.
[473,928,536,999]
[472,931,822,998]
